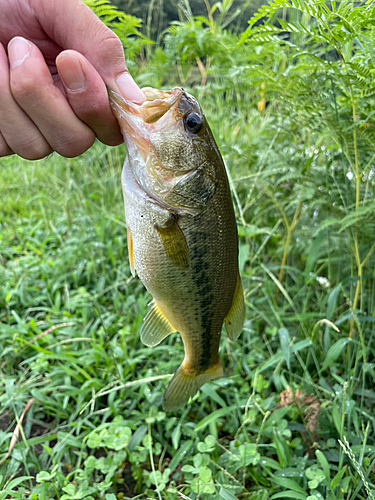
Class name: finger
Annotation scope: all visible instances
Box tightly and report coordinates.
[0,42,52,160]
[0,132,13,157]
[8,37,95,158]
[56,50,123,146]
[33,0,145,102]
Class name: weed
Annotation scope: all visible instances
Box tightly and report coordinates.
[1,0,375,498]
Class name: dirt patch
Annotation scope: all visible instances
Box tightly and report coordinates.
[116,462,138,497]
[277,386,321,440]
[0,411,11,432]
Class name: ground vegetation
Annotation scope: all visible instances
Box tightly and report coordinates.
[0,0,375,498]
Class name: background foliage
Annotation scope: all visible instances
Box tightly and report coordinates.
[0,0,375,499]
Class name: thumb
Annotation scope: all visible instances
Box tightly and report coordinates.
[34,0,145,102]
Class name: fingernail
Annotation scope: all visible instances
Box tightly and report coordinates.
[8,37,31,69]
[116,72,145,103]
[57,54,86,92]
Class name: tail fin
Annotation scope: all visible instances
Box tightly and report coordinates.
[163,361,223,412]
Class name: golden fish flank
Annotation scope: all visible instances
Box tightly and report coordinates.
[109,87,245,411]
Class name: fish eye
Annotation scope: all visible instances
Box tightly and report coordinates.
[184,112,202,134]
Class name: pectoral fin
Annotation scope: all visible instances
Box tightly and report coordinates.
[155,217,189,269]
[224,273,245,341]
[141,301,176,347]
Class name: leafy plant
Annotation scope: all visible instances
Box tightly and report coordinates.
[0,0,375,499]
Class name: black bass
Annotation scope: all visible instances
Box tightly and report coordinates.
[109,87,244,411]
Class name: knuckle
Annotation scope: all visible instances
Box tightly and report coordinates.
[18,140,52,161]
[97,29,123,53]
[21,149,51,161]
[0,134,13,157]
[8,133,52,160]
[10,75,39,102]
[93,30,126,69]
[99,134,123,147]
[55,131,95,158]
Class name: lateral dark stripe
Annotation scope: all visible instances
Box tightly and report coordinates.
[191,228,213,371]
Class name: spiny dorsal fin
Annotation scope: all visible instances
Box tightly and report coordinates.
[155,217,189,269]
[140,302,176,347]
[163,360,223,412]
[127,226,135,277]
[224,273,245,341]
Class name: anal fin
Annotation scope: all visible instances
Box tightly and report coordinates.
[224,273,245,341]
[140,301,176,347]
[163,360,223,412]
[127,226,135,277]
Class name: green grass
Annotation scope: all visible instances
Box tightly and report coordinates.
[1,0,375,497]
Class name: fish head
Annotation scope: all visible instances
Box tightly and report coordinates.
[109,87,220,214]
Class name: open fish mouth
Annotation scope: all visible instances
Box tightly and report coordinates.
[109,87,181,123]
[108,87,187,169]
[108,87,183,149]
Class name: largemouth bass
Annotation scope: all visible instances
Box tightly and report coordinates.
[109,87,245,411]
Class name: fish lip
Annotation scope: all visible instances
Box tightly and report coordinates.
[108,87,142,117]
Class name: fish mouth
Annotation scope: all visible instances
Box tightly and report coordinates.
[109,87,182,123]
[108,87,183,158]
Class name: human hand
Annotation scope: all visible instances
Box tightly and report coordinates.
[0,0,145,160]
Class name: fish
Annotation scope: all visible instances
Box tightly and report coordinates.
[109,86,245,411]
